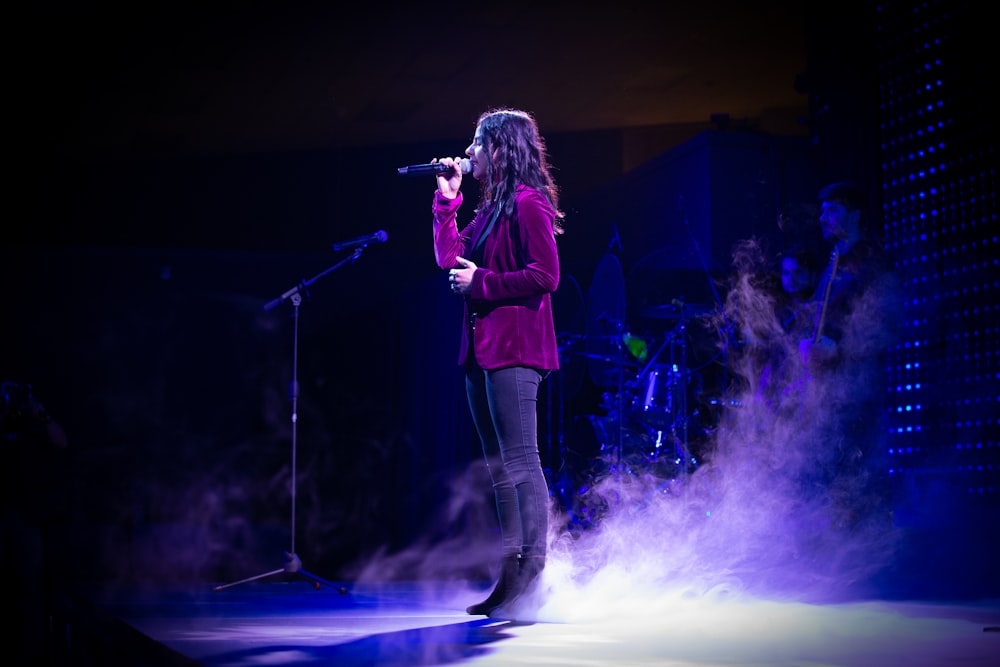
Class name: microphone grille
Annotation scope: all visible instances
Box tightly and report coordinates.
[459,158,472,174]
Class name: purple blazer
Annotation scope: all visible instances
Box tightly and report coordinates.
[433,185,561,371]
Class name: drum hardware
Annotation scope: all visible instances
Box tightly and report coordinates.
[637,364,680,428]
[640,300,713,321]
[564,311,702,486]
[629,325,680,427]
[574,350,640,366]
[559,241,720,527]
[629,316,698,476]
[648,420,700,472]
[559,411,695,531]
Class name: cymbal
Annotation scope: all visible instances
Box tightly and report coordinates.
[640,302,713,320]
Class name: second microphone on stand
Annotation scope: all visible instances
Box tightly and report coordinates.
[332,230,388,251]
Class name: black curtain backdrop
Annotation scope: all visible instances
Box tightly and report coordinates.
[4,129,641,583]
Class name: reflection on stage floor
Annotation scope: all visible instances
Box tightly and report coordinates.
[57,579,1000,667]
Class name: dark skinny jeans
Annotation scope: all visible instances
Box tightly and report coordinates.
[465,365,549,559]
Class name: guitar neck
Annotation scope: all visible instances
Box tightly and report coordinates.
[812,247,840,342]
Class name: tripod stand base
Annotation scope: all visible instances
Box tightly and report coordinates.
[212,552,340,592]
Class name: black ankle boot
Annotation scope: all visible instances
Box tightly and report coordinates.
[516,554,545,593]
[486,554,546,620]
[466,553,520,615]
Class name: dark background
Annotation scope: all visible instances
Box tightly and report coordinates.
[5,2,994,595]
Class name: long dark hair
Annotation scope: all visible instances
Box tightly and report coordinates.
[475,108,565,234]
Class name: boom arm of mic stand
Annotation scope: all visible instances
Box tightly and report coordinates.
[262,248,365,312]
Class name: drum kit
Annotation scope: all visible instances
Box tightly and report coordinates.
[553,252,722,500]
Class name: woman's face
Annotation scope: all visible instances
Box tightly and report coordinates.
[781,256,813,296]
[465,124,489,180]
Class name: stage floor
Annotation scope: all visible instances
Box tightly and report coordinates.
[61,578,1000,667]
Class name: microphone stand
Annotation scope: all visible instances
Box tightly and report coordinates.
[213,245,372,592]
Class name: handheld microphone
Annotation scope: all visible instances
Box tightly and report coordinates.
[397,159,472,177]
[332,230,388,251]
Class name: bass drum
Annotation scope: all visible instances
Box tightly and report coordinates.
[636,364,681,428]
